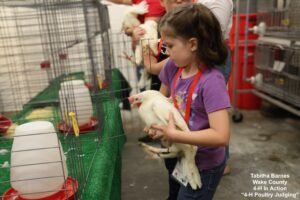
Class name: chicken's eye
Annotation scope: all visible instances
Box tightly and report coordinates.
[135,97,139,101]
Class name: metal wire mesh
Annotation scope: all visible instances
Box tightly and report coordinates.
[255,41,300,107]
[0,0,160,198]
[0,0,132,199]
[257,0,300,39]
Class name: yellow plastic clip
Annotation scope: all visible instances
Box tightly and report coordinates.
[281,18,289,27]
[68,112,80,137]
[97,74,103,89]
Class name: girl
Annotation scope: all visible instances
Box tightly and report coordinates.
[149,3,231,200]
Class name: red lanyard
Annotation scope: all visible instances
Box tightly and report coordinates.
[172,66,204,124]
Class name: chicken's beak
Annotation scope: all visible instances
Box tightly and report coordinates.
[128,96,142,107]
[128,96,135,104]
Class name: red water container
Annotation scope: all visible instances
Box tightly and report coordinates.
[228,43,261,110]
[229,13,259,44]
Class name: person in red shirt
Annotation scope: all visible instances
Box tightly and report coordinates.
[107,0,165,37]
[133,0,166,23]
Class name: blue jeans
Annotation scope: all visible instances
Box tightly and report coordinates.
[225,146,230,160]
[177,160,226,200]
[164,158,180,200]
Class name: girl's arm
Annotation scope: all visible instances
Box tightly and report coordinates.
[159,83,169,97]
[152,109,230,147]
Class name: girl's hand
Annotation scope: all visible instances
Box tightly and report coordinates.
[143,45,156,57]
[131,27,145,50]
[143,126,164,140]
[151,113,178,141]
[132,26,145,42]
[123,26,134,36]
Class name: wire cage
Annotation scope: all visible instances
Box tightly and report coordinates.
[0,0,133,199]
[257,0,300,39]
[254,41,300,108]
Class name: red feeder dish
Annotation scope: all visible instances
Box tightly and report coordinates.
[84,83,93,90]
[59,53,68,60]
[0,115,12,134]
[40,61,51,69]
[85,81,108,90]
[102,80,108,88]
[2,177,78,200]
[58,117,98,134]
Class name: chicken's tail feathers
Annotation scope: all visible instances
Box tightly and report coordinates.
[181,148,202,190]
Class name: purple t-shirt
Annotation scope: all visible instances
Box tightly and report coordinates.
[159,59,231,170]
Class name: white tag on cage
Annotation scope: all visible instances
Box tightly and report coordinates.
[277,61,285,72]
[273,61,281,71]
[273,61,285,72]
[172,159,188,187]
[273,61,279,71]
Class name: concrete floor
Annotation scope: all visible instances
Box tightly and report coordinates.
[121,109,300,200]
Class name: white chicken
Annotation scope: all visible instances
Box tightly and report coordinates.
[135,20,158,90]
[128,90,201,190]
[122,1,149,30]
[122,1,158,90]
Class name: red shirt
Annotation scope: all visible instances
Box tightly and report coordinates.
[132,0,166,23]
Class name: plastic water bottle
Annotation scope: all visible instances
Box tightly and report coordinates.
[10,121,68,199]
[59,80,93,126]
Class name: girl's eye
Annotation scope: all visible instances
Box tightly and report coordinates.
[167,45,173,49]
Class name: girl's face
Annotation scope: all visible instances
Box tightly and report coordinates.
[160,0,193,12]
[161,33,198,67]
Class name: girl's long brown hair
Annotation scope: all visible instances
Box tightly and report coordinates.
[159,3,228,68]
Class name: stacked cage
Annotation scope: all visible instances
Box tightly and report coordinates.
[253,0,300,113]
[228,0,261,122]
[255,41,300,108]
[0,0,129,199]
[257,0,300,39]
